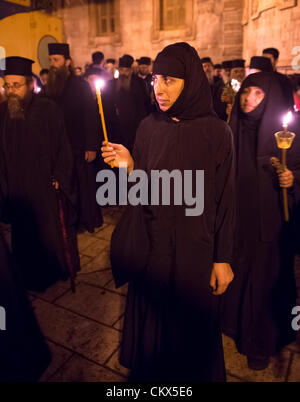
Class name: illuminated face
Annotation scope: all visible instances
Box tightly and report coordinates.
[152,74,184,112]
[49,54,70,70]
[105,62,114,74]
[40,73,48,85]
[214,68,222,77]
[240,86,265,113]
[4,75,32,100]
[119,67,132,77]
[231,67,246,83]
[85,74,99,96]
[262,53,276,69]
[138,64,150,76]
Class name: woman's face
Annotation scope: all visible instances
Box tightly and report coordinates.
[152,75,184,111]
[240,86,265,113]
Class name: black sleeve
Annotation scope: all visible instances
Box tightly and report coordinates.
[81,80,101,151]
[213,125,236,264]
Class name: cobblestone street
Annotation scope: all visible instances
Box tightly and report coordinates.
[2,207,300,382]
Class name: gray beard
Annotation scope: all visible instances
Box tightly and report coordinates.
[116,75,131,92]
[7,94,26,120]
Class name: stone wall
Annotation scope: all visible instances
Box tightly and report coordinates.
[53,0,244,68]
[242,0,300,71]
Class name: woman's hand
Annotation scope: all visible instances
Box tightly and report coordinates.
[101,141,134,173]
[210,262,234,295]
[278,169,294,188]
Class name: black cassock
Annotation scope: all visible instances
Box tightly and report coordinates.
[0,230,51,381]
[213,79,228,122]
[113,75,149,153]
[53,75,103,233]
[0,95,80,291]
[119,43,235,382]
[222,72,300,358]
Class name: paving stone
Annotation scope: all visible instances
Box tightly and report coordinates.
[104,279,128,296]
[39,341,73,382]
[226,374,247,382]
[113,315,124,332]
[78,268,114,287]
[79,254,92,268]
[32,298,120,364]
[105,348,129,377]
[287,352,300,382]
[223,335,290,382]
[55,282,126,327]
[77,233,99,254]
[31,280,73,303]
[93,224,115,242]
[50,354,125,382]
[81,249,111,272]
[81,238,110,258]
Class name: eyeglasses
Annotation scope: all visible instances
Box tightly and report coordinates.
[3,82,26,91]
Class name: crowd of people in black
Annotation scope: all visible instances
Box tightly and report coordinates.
[0,41,300,381]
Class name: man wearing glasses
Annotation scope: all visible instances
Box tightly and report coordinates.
[0,56,80,292]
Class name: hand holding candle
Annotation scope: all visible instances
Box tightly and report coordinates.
[95,79,114,168]
[274,111,295,221]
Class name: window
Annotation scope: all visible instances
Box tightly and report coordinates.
[160,0,186,30]
[95,0,116,36]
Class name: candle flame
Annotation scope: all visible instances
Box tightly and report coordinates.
[114,69,119,79]
[231,79,241,93]
[95,79,105,91]
[282,111,292,127]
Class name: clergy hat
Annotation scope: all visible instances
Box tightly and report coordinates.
[221,60,232,69]
[3,56,34,76]
[263,47,279,60]
[200,57,213,64]
[250,56,273,72]
[48,43,70,58]
[231,59,245,68]
[106,58,115,64]
[119,54,134,68]
[137,57,151,65]
[214,64,222,69]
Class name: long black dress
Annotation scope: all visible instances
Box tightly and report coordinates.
[222,72,300,358]
[52,75,103,233]
[0,95,80,291]
[0,230,51,381]
[118,43,235,382]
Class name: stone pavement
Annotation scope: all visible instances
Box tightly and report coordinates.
[2,207,300,382]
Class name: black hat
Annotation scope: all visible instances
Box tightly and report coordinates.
[137,57,151,65]
[263,47,279,60]
[106,58,115,64]
[200,57,213,64]
[231,59,245,68]
[214,64,222,69]
[3,56,34,76]
[119,54,134,68]
[48,43,70,58]
[221,60,232,69]
[250,56,273,72]
[83,67,105,79]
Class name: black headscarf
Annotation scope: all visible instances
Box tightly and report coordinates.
[152,42,214,120]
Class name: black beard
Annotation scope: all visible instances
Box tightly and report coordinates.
[7,93,31,120]
[116,74,131,92]
[45,65,69,98]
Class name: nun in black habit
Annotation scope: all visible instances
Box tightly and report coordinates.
[222,72,300,370]
[102,42,235,381]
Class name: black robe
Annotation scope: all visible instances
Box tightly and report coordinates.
[213,79,228,121]
[113,75,149,153]
[52,75,103,233]
[0,95,80,291]
[222,72,300,358]
[0,230,51,381]
[118,43,235,382]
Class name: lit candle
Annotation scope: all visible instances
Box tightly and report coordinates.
[274,111,295,221]
[95,79,114,168]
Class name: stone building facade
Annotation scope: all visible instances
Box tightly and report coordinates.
[52,0,299,71]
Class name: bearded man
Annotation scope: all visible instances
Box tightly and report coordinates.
[0,56,80,291]
[112,54,148,153]
[45,43,102,233]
